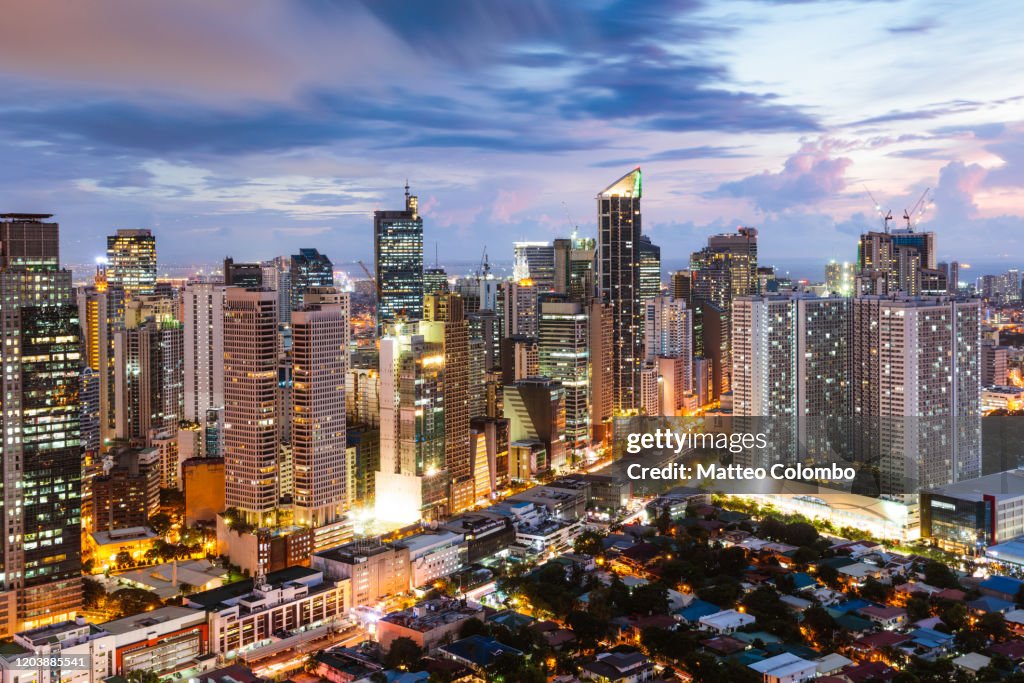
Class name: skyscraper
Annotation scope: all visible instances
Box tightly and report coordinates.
[223,288,280,526]
[114,315,184,440]
[597,168,643,414]
[690,226,758,308]
[423,294,472,512]
[638,234,661,302]
[375,322,447,523]
[732,294,852,466]
[289,248,334,313]
[183,283,227,424]
[375,186,424,330]
[291,288,348,528]
[539,297,590,454]
[106,228,157,298]
[424,267,449,296]
[856,228,937,296]
[513,241,556,292]
[0,214,82,635]
[852,296,981,493]
[553,236,596,303]
[503,279,539,339]
[644,296,693,415]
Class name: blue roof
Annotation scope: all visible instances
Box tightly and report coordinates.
[908,627,954,649]
[980,575,1024,595]
[440,635,523,667]
[678,599,720,622]
[968,596,1014,613]
[791,572,818,590]
[830,597,870,614]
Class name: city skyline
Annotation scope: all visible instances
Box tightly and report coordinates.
[2,1,1024,268]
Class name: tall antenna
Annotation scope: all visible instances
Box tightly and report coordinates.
[435,241,439,268]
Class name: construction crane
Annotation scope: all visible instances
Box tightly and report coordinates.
[562,201,580,239]
[863,185,894,233]
[903,188,930,231]
[356,260,381,299]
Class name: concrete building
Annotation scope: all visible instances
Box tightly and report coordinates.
[504,378,566,473]
[376,598,484,654]
[922,469,1024,551]
[91,446,161,532]
[312,541,410,609]
[400,531,466,590]
[106,228,156,298]
[291,288,348,528]
[183,457,226,526]
[223,288,280,526]
[186,566,349,660]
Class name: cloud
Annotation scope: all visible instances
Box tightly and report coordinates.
[592,146,750,168]
[930,160,987,227]
[715,142,852,212]
[887,19,939,34]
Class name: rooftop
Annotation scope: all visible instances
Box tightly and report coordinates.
[928,469,1024,501]
[101,605,205,635]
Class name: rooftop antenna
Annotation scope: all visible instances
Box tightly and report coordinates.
[903,188,931,231]
[435,241,439,268]
[863,185,893,233]
[404,179,410,202]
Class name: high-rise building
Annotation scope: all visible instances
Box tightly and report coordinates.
[852,296,981,495]
[855,228,937,296]
[106,229,157,298]
[375,186,424,330]
[261,256,293,324]
[291,288,348,528]
[513,242,556,292]
[504,378,567,474]
[671,270,694,306]
[539,297,590,454]
[223,288,280,526]
[824,260,856,296]
[423,294,472,513]
[114,315,184,441]
[289,248,334,314]
[375,322,448,524]
[77,264,122,447]
[91,447,161,533]
[638,234,661,302]
[224,257,263,288]
[644,297,693,415]
[424,267,449,296]
[981,340,1009,387]
[732,294,851,465]
[0,214,83,635]
[503,279,539,339]
[553,236,596,303]
[183,283,227,425]
[597,168,643,414]
[589,299,615,445]
[690,226,758,308]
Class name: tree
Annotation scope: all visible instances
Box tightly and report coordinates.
[859,577,891,603]
[978,612,1009,642]
[148,512,173,537]
[126,671,161,683]
[109,588,163,617]
[458,617,489,639]
[83,577,106,609]
[573,530,604,557]
[566,610,606,648]
[383,637,423,670]
[906,594,932,622]
[922,560,960,590]
[631,584,669,616]
[115,550,134,568]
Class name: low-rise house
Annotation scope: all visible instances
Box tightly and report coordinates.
[677,599,720,625]
[439,635,523,674]
[899,627,955,660]
[849,632,911,662]
[748,653,817,683]
[579,651,655,683]
[989,640,1024,664]
[701,635,747,656]
[952,652,992,676]
[841,661,897,683]
[814,653,853,676]
[858,605,907,630]
[698,609,755,634]
[968,596,1014,615]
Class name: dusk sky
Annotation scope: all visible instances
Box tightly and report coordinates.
[3,0,1024,274]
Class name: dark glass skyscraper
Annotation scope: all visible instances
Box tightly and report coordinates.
[374,185,424,331]
[597,168,643,414]
[289,248,334,313]
[0,214,82,635]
